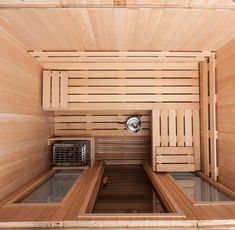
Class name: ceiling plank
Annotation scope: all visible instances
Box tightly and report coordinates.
[0,8,234,51]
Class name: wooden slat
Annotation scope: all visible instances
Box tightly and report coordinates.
[42,71,51,109]
[185,109,193,146]
[37,56,204,63]
[157,155,194,164]
[54,129,149,137]
[200,60,210,176]
[152,110,160,169]
[55,122,150,130]
[29,51,213,58]
[69,86,199,94]
[177,109,185,146]
[209,54,217,181]
[67,103,199,111]
[60,71,68,109]
[157,164,195,172]
[51,71,60,108]
[69,94,199,102]
[55,115,149,123]
[156,147,194,155]
[69,78,199,86]
[68,70,199,78]
[44,62,199,70]
[160,110,168,147]
[193,108,201,170]
[169,110,177,146]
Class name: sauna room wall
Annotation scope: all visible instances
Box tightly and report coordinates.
[0,29,53,200]
[216,38,235,191]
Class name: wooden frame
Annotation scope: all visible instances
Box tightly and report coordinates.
[208,55,217,181]
[199,56,218,181]
[4,168,87,207]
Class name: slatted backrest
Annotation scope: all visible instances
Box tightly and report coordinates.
[152,109,200,147]
[43,71,68,109]
[152,108,200,171]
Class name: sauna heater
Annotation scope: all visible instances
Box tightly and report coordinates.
[53,141,90,166]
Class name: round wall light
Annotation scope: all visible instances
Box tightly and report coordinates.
[126,116,142,133]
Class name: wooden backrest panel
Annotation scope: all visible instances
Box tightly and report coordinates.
[54,110,151,160]
[96,136,151,160]
[54,110,150,137]
[152,108,199,147]
[152,108,200,172]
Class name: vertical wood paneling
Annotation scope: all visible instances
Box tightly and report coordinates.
[42,71,51,109]
[0,29,53,200]
[217,38,235,191]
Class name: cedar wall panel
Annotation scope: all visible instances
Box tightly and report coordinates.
[217,38,235,191]
[0,29,53,200]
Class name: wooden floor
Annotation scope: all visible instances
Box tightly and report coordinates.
[1,161,235,228]
[93,164,165,213]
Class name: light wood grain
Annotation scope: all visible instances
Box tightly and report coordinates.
[200,60,210,176]
[152,108,200,172]
[209,54,217,181]
[0,28,53,200]
[217,38,235,191]
[0,8,234,52]
[42,55,199,111]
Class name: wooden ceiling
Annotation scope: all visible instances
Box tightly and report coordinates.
[0,1,234,51]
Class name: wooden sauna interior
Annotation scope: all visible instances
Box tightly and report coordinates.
[1,1,235,229]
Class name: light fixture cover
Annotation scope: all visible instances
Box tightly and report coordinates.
[126,116,142,133]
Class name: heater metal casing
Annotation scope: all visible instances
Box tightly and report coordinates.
[52,141,90,166]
